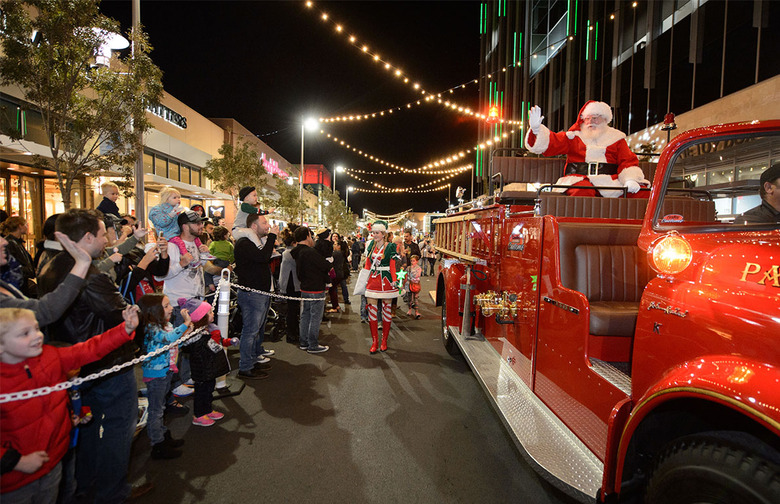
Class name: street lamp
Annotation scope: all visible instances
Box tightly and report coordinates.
[300,117,319,221]
[333,165,344,194]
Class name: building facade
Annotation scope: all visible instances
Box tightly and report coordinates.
[477,0,780,216]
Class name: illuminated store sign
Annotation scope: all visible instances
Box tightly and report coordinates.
[147,103,188,129]
[260,152,289,179]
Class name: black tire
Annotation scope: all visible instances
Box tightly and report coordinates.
[645,436,780,504]
[442,295,460,355]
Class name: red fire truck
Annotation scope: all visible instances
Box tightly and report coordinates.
[433,121,780,503]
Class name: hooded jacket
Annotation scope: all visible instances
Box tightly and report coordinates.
[290,244,331,292]
[0,323,133,493]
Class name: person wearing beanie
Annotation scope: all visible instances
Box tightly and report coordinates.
[741,164,780,224]
[361,220,401,354]
[290,226,332,354]
[233,186,270,230]
[525,101,649,198]
[178,298,238,426]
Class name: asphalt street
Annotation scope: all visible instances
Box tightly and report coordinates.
[129,274,579,504]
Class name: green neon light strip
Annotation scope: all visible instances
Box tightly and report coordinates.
[518,32,522,65]
[574,0,578,35]
[476,149,481,177]
[566,0,570,37]
[595,21,599,60]
[586,19,590,61]
[479,3,484,34]
[513,32,517,66]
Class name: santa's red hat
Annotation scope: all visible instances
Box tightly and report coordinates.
[569,100,613,131]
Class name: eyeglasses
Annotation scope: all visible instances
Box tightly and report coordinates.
[582,115,606,124]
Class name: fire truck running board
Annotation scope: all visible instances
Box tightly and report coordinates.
[448,325,603,503]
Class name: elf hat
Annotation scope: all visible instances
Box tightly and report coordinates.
[372,220,388,233]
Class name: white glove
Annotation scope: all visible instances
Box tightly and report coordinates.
[326,256,334,263]
[528,106,544,134]
[624,179,641,194]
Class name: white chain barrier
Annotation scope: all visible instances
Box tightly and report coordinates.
[0,268,326,404]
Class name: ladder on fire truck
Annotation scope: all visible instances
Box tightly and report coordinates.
[432,213,604,502]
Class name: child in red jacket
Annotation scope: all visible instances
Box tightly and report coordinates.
[0,306,139,502]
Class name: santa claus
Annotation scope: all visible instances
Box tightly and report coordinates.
[525,101,649,198]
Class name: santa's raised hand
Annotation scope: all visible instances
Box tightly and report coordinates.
[528,106,545,134]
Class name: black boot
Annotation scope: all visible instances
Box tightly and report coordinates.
[163,430,184,448]
[151,442,182,459]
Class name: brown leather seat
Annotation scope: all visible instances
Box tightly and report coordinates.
[539,194,649,220]
[558,224,652,337]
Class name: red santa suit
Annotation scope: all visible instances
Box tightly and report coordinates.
[524,101,649,198]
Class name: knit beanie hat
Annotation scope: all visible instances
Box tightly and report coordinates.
[177,298,211,323]
[238,186,256,201]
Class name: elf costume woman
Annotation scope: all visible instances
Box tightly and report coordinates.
[363,220,401,354]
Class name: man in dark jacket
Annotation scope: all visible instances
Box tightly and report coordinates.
[234,213,278,379]
[36,209,138,504]
[290,227,332,353]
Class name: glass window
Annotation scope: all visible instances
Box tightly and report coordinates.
[180,165,190,185]
[143,153,154,174]
[655,133,780,231]
[155,155,167,178]
[168,161,180,182]
[191,168,201,187]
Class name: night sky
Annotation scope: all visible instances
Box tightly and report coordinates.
[100,0,482,215]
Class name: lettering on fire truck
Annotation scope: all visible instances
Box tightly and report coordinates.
[739,262,780,287]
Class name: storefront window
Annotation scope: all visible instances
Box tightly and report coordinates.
[155,155,167,178]
[180,165,190,185]
[169,161,180,182]
[143,152,154,174]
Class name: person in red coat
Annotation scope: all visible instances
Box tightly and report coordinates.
[0,305,139,501]
[525,101,649,198]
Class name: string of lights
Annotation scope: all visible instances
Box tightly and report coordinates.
[345,164,470,192]
[305,0,604,128]
[364,208,412,220]
[344,163,470,176]
[355,183,450,195]
[320,126,521,174]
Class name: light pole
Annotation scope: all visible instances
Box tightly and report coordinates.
[333,165,344,194]
[300,117,318,221]
[346,185,353,210]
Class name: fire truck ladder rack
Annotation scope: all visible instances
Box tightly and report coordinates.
[447,325,604,502]
[432,214,481,265]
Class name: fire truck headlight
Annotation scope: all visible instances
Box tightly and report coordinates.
[648,231,692,276]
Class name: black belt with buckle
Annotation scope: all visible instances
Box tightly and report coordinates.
[565,162,618,176]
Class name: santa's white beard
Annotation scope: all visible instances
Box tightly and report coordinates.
[580,123,608,142]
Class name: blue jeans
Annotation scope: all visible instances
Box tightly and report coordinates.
[75,368,136,504]
[237,289,271,372]
[300,291,326,349]
[145,371,173,445]
[3,461,62,504]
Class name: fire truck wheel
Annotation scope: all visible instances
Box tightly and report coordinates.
[441,296,460,356]
[644,436,780,504]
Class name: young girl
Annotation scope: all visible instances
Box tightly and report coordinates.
[148,187,214,259]
[138,293,192,459]
[406,255,423,319]
[178,298,238,426]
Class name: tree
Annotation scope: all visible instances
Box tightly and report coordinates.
[272,175,308,223]
[320,186,356,234]
[203,139,268,207]
[0,0,163,209]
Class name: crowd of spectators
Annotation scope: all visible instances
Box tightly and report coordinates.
[0,183,439,503]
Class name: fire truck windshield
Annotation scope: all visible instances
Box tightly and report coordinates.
[653,133,780,231]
